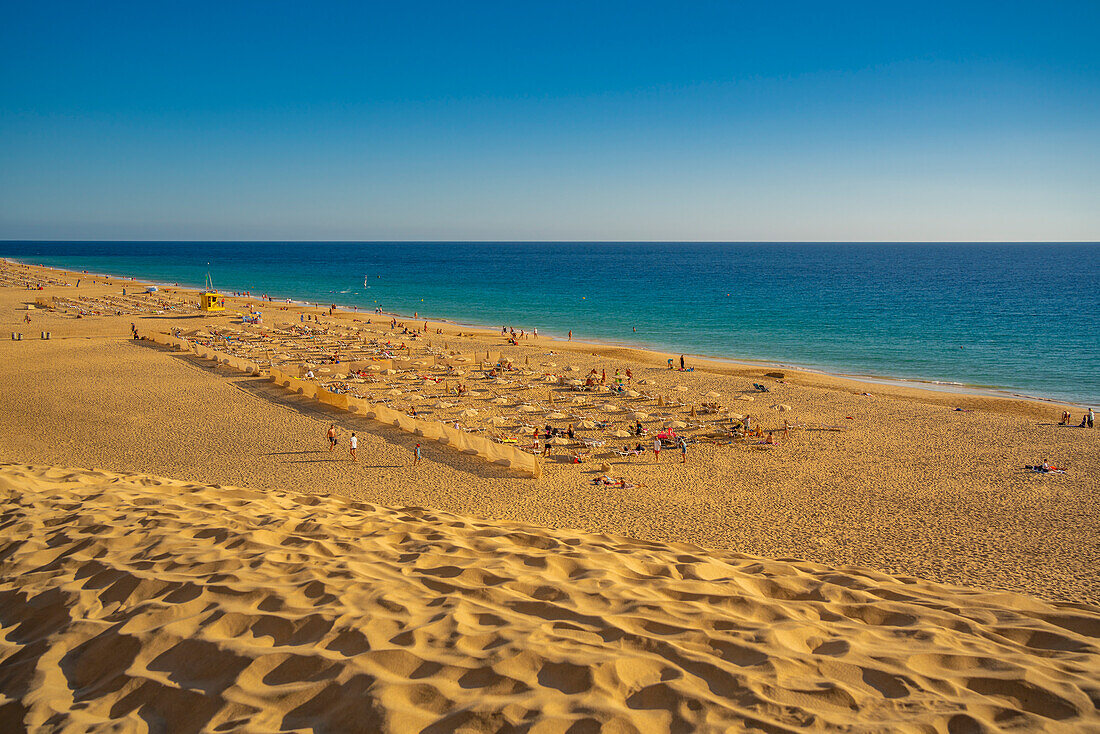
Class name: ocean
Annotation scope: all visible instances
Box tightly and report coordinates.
[4,241,1098,405]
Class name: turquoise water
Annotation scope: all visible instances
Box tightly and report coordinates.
[4,241,1098,405]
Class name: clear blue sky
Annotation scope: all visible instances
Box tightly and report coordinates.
[1,1,1097,241]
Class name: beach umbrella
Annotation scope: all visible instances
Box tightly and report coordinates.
[631,411,649,420]
[738,395,755,402]
[611,429,632,438]
[490,397,508,404]
[541,362,557,368]
[409,394,425,402]
[367,365,383,372]
[548,411,568,419]
[626,389,641,397]
[601,403,620,412]
[489,416,508,426]
[387,389,403,396]
[772,404,792,412]
[545,375,558,383]
[579,420,596,429]
[705,391,721,398]
[452,369,466,376]
[675,385,689,392]
[666,420,686,428]
[549,436,571,445]
[462,408,479,417]
[436,401,455,409]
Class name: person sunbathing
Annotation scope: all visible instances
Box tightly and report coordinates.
[1025,460,1066,473]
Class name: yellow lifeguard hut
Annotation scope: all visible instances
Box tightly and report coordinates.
[200,272,225,312]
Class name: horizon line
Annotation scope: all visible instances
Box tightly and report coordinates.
[3,239,1099,245]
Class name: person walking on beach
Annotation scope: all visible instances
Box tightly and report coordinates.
[653,436,661,462]
[414,442,422,465]
[1088,408,1095,428]
[679,437,688,464]
[568,330,572,341]
[349,432,357,462]
[680,354,685,371]
[327,424,337,451]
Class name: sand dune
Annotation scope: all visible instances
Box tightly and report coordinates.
[1,464,1097,732]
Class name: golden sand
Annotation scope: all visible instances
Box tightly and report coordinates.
[2,263,1096,602]
[1,261,1099,731]
[2,464,1099,732]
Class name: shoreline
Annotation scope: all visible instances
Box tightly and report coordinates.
[6,255,1094,410]
[3,254,1097,607]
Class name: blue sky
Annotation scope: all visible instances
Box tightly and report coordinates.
[1,1,1097,241]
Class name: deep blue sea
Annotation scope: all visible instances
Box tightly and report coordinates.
[4,241,1098,405]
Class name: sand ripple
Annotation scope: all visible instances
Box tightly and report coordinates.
[1,464,1098,732]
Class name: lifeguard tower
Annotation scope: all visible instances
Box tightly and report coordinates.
[200,272,225,312]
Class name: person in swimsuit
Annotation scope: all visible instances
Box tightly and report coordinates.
[349,432,357,461]
[327,424,337,451]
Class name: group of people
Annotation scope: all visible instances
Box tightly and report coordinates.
[1059,408,1094,428]
[500,326,538,341]
[326,423,421,465]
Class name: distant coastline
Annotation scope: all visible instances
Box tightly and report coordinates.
[9,253,1094,409]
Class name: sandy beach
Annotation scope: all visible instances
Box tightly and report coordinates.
[2,260,1098,731]
[4,463,1100,732]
